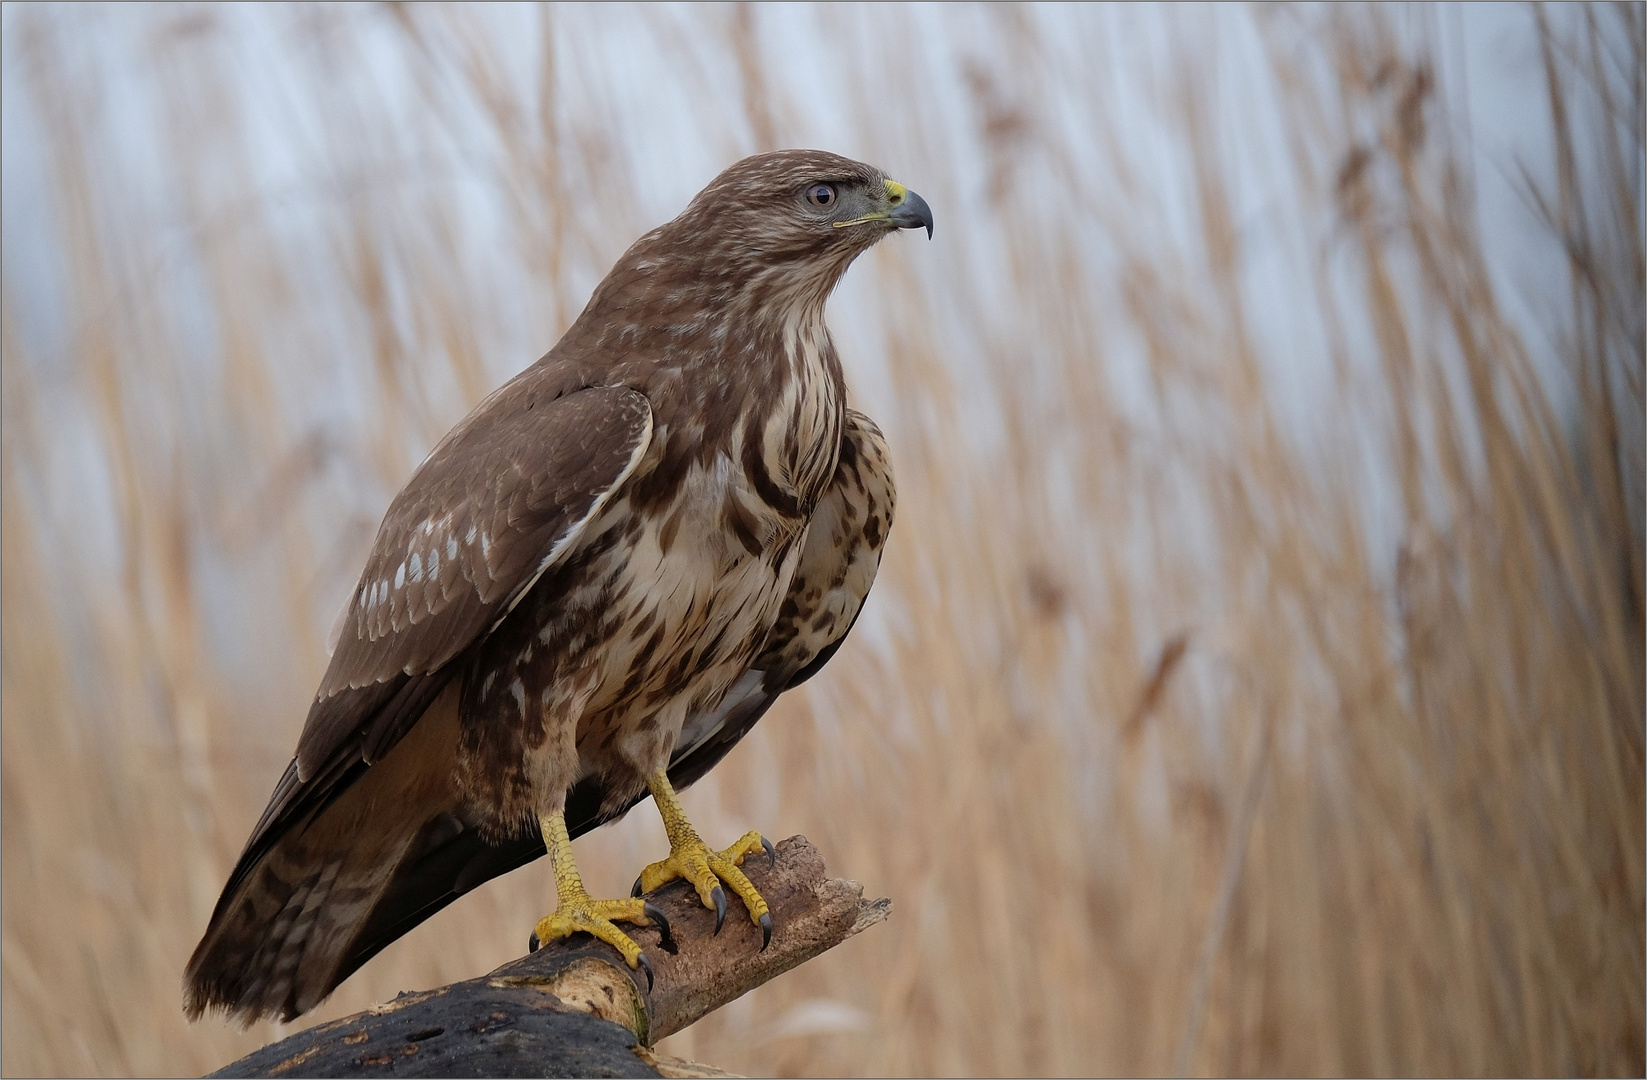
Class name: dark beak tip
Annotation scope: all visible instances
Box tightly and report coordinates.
[892,189,934,240]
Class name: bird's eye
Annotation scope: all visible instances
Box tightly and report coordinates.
[805,183,837,208]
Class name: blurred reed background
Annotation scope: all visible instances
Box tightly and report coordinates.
[2,4,1641,1076]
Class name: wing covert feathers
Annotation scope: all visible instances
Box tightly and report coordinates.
[302,383,653,775]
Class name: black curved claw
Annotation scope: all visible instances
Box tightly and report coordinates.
[644,902,678,954]
[638,952,654,993]
[631,875,644,898]
[711,885,727,935]
[528,932,540,954]
[761,835,777,868]
[758,911,773,951]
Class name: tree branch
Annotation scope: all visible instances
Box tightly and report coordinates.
[209,836,889,1078]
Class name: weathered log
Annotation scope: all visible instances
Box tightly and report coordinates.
[209,836,889,1078]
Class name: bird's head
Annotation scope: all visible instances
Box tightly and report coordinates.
[686,148,933,245]
[605,150,933,318]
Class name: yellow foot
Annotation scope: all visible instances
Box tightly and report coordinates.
[527,894,675,990]
[632,829,777,947]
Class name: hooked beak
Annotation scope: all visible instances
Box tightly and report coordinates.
[883,179,934,239]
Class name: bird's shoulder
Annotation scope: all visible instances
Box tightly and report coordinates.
[295,375,654,778]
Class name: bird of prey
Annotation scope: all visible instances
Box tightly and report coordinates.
[184,150,930,1023]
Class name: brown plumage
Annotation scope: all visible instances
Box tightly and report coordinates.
[184,150,928,1023]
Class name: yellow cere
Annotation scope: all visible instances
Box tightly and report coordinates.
[883,179,907,204]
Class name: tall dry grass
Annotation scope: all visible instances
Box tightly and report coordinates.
[2,4,1641,1077]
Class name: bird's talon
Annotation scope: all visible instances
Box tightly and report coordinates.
[635,782,775,947]
[638,953,654,993]
[631,876,644,898]
[759,911,772,951]
[761,836,776,868]
[531,893,652,971]
[644,902,677,953]
[528,932,540,954]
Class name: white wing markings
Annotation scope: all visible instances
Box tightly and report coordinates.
[483,394,655,635]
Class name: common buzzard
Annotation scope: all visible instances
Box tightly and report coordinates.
[184,149,930,1022]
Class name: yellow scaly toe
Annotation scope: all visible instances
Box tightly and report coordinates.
[530,813,675,988]
[632,772,776,947]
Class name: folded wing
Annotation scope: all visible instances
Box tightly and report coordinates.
[184,380,653,1022]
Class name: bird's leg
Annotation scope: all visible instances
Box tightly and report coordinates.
[530,811,674,988]
[633,771,775,947]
